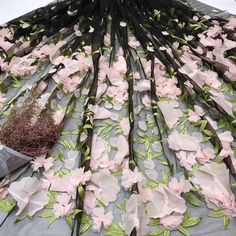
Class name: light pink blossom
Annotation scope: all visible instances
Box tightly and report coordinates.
[122,194,149,236]
[146,185,187,218]
[120,117,130,136]
[158,101,183,128]
[176,151,197,171]
[0,187,8,199]
[191,162,236,217]
[88,169,120,206]
[53,193,74,218]
[196,148,214,164]
[91,207,113,232]
[121,168,142,190]
[168,176,191,195]
[168,131,200,151]
[8,177,49,219]
[160,213,184,230]
[188,105,204,123]
[31,156,54,171]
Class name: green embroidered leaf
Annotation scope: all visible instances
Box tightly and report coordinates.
[117,203,126,210]
[78,185,85,199]
[162,171,169,185]
[154,9,161,21]
[149,227,165,235]
[178,226,190,236]
[183,211,189,222]
[38,211,54,218]
[199,120,207,131]
[184,193,200,207]
[191,189,205,202]
[208,210,224,218]
[137,131,146,138]
[145,139,150,151]
[112,170,122,177]
[182,216,201,228]
[144,180,159,189]
[0,198,15,212]
[66,215,73,229]
[159,160,169,166]
[148,218,160,226]
[81,213,90,224]
[96,199,105,208]
[232,182,236,187]
[58,148,65,161]
[106,223,125,236]
[97,126,106,136]
[200,137,211,143]
[48,191,58,200]
[48,216,57,226]
[202,129,212,137]
[224,215,230,229]
[164,229,171,236]
[79,223,91,234]
[11,76,22,88]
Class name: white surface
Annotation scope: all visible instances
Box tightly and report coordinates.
[0,0,53,24]
[0,0,235,25]
[199,0,236,15]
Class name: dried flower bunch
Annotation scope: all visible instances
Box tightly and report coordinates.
[0,94,60,157]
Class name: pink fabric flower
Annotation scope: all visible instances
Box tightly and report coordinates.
[90,135,117,171]
[31,156,54,171]
[0,92,6,109]
[146,185,187,218]
[188,105,204,123]
[110,135,129,166]
[65,150,78,170]
[218,131,235,168]
[142,94,151,107]
[122,194,149,236]
[88,169,120,206]
[65,168,91,198]
[53,193,74,218]
[91,207,113,232]
[53,109,66,125]
[176,151,197,171]
[135,80,150,92]
[84,191,96,214]
[168,131,200,151]
[207,25,222,38]
[196,148,214,164]
[160,213,184,230]
[0,187,8,199]
[104,33,111,46]
[120,117,130,136]
[0,27,13,40]
[155,75,181,99]
[4,56,37,76]
[158,101,183,128]
[225,17,236,30]
[90,105,112,120]
[168,176,191,195]
[121,167,142,190]
[8,177,49,219]
[211,92,233,116]
[143,160,158,180]
[0,37,13,51]
[128,36,141,48]
[191,162,236,217]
